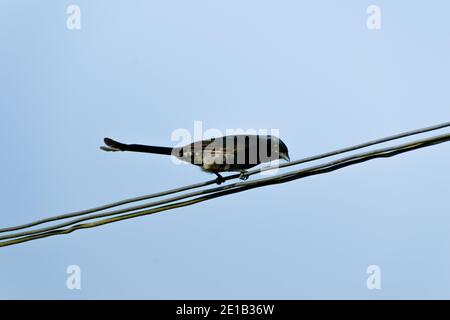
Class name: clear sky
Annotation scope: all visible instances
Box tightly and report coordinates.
[0,1,449,299]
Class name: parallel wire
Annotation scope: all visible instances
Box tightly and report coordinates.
[249,120,450,176]
[1,121,449,234]
[0,132,449,248]
[0,178,218,233]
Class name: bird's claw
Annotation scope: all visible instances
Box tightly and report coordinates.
[239,171,249,181]
[215,176,226,185]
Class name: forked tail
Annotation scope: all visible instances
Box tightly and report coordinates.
[100,138,173,155]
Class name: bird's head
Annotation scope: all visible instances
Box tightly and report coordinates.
[278,138,290,162]
[268,135,290,162]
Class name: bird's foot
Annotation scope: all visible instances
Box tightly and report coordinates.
[214,174,226,185]
[239,170,249,181]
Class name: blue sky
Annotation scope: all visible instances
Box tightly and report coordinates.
[0,1,449,299]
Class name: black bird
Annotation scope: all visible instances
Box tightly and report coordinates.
[100,135,290,184]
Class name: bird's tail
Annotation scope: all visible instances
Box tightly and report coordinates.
[100,138,173,155]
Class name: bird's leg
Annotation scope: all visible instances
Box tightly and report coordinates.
[239,170,249,181]
[214,172,226,185]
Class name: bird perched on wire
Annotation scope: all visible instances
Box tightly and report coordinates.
[100,135,290,184]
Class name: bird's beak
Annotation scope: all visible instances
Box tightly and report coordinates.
[280,153,290,162]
